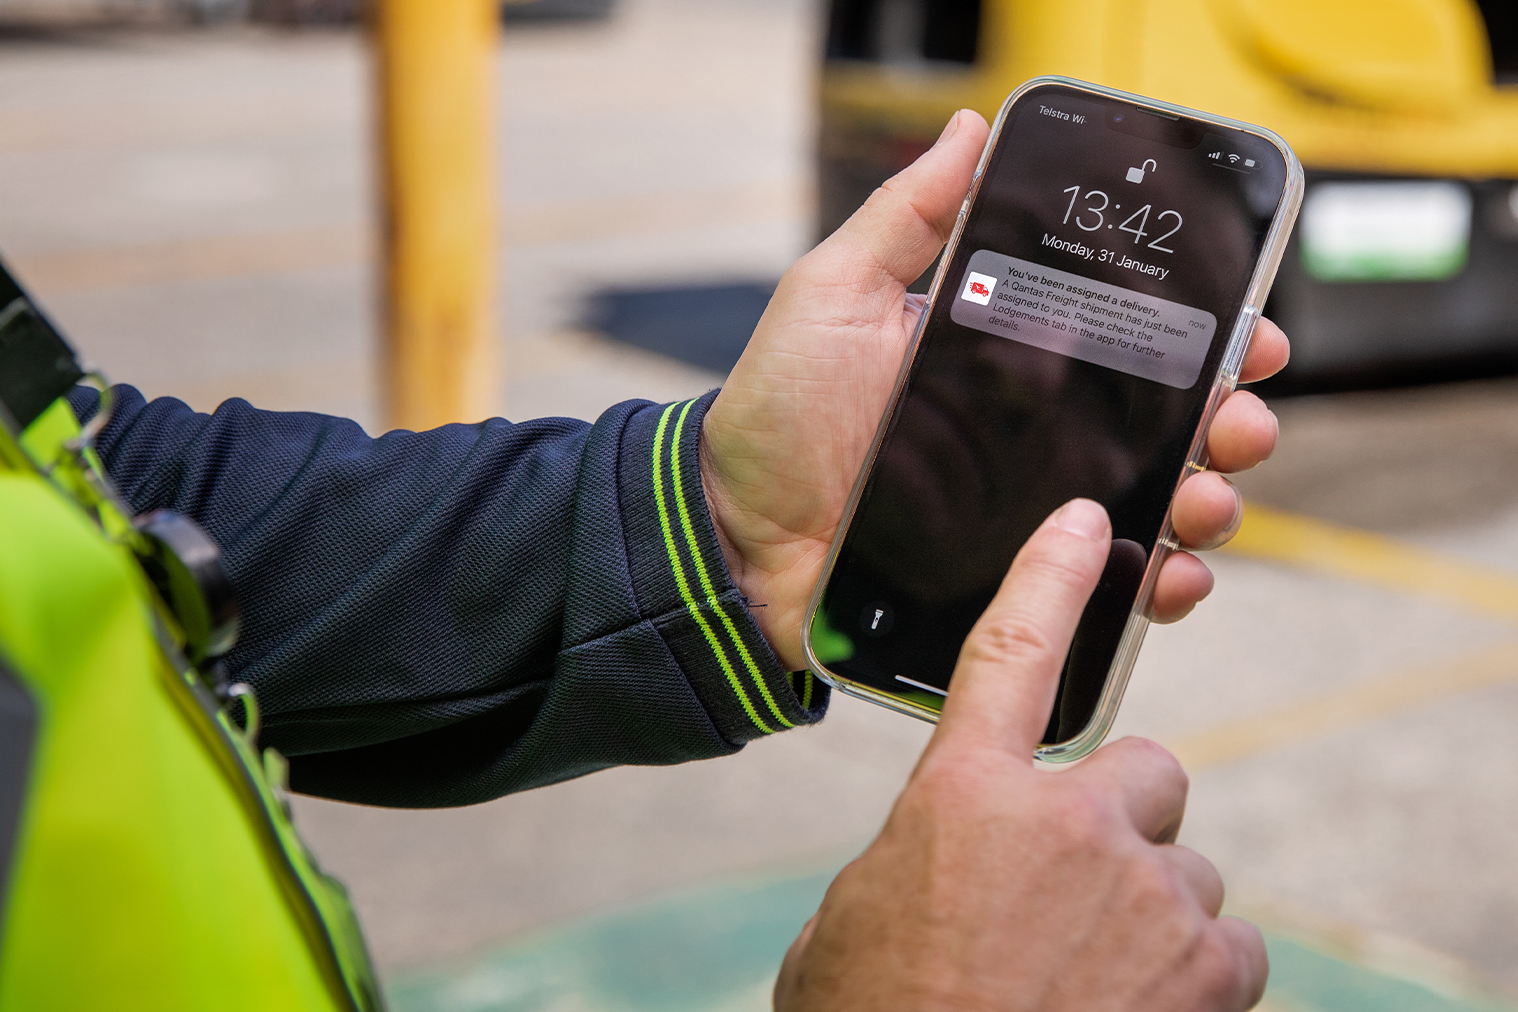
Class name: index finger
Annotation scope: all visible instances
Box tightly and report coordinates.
[930,499,1112,758]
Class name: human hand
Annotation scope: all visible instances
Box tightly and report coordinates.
[701,109,1287,670]
[772,498,1267,1012]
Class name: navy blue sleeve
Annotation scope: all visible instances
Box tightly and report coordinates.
[70,386,826,808]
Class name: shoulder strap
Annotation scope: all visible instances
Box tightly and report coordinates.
[0,262,81,433]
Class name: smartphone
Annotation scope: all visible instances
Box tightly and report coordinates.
[801,77,1303,761]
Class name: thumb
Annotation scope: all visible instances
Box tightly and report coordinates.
[929,499,1112,758]
[816,109,990,289]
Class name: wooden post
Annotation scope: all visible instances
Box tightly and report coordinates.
[375,0,498,430]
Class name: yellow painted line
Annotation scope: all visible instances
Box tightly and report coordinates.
[1169,639,1518,770]
[1222,502,1518,624]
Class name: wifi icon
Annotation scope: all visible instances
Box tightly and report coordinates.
[1227,153,1241,164]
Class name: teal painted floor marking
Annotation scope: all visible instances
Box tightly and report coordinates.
[1264,935,1511,1012]
[387,866,1516,1012]
[386,870,833,1012]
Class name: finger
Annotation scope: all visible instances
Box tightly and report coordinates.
[1205,390,1278,474]
[1170,471,1242,551]
[820,110,991,289]
[1151,551,1214,624]
[1157,845,1225,917]
[1238,316,1290,384]
[773,914,818,1008]
[1214,916,1270,1011]
[1073,736,1189,843]
[933,498,1111,757]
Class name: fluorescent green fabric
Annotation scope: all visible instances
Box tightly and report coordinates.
[0,403,376,1011]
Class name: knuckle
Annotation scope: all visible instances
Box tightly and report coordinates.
[873,176,909,207]
[1038,782,1120,851]
[1118,735,1190,793]
[1020,544,1099,586]
[875,175,946,232]
[1119,873,1237,999]
[1127,891,1243,1004]
[1193,930,1247,1003]
[961,612,1058,670]
[828,855,869,896]
[1122,853,1185,912]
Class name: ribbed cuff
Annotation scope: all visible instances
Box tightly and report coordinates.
[617,392,827,744]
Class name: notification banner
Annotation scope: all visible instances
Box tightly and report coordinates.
[948,249,1219,390]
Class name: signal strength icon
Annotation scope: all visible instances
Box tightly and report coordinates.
[1208,151,1222,161]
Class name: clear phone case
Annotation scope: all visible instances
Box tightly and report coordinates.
[800,76,1305,762]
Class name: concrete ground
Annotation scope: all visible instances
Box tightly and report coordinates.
[6,2,1518,1006]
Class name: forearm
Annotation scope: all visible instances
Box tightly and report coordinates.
[73,386,825,807]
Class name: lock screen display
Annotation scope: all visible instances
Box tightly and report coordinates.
[811,83,1288,743]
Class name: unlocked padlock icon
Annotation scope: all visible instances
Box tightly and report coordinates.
[1126,158,1157,183]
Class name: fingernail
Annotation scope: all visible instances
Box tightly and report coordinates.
[1053,498,1109,541]
[931,110,962,149]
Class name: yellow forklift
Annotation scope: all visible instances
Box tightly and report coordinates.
[818,0,1518,385]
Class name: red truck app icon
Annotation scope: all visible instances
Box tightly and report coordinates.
[961,271,998,306]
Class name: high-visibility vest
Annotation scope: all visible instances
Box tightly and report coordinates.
[0,270,382,1010]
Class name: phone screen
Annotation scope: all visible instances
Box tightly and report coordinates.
[811,83,1289,743]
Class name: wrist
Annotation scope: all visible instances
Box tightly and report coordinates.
[698,425,806,669]
[698,434,747,596]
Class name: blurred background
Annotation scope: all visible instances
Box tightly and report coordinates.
[4,0,1518,1009]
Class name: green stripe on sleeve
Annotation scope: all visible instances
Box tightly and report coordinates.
[667,401,795,729]
[651,402,773,735]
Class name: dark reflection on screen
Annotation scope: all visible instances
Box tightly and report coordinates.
[815,84,1286,742]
